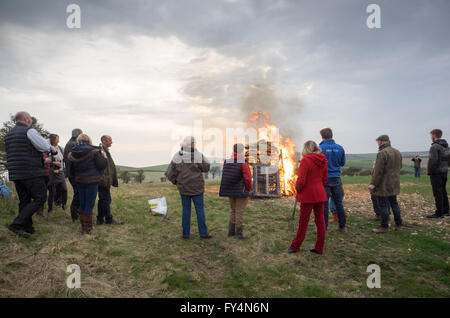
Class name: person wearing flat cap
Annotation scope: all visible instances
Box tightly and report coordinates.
[368,135,403,233]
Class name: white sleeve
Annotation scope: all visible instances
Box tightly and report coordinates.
[26,129,51,153]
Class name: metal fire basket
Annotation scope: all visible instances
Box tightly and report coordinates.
[251,164,280,198]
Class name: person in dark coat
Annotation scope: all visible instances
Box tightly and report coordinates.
[97,135,120,225]
[219,143,252,239]
[5,112,56,238]
[369,135,403,233]
[64,128,83,222]
[286,141,328,255]
[68,134,107,234]
[165,136,212,239]
[426,129,450,219]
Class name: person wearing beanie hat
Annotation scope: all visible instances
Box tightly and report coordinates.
[369,135,403,233]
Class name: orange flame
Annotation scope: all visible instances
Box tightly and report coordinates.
[249,110,297,196]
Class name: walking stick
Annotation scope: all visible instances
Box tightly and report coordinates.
[288,200,297,231]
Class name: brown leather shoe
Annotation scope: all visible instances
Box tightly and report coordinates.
[372,227,389,234]
[394,225,402,231]
[200,234,212,239]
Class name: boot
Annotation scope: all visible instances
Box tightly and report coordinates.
[35,206,44,217]
[228,223,235,237]
[85,213,93,234]
[372,227,389,234]
[79,213,90,234]
[329,213,338,223]
[236,226,247,239]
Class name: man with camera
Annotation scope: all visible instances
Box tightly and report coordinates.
[5,112,57,238]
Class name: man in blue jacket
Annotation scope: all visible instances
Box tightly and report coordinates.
[319,128,347,232]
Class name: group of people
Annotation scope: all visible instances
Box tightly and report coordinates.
[4,112,449,255]
[165,128,448,256]
[4,112,120,238]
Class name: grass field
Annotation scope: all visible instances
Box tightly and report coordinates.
[0,175,449,297]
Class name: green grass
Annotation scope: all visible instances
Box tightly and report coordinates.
[0,177,448,298]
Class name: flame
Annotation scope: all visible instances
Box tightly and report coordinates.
[248,110,297,196]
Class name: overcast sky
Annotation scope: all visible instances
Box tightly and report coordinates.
[1,0,449,167]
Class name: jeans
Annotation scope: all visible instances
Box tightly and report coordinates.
[430,173,449,216]
[378,196,403,228]
[10,177,47,232]
[323,177,346,229]
[68,177,80,220]
[181,193,209,237]
[290,202,326,253]
[77,184,98,214]
[371,194,382,215]
[414,167,421,178]
[97,186,113,224]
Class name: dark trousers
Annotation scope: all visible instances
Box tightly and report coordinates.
[97,186,113,224]
[371,194,382,215]
[68,177,80,220]
[10,177,47,231]
[378,196,403,228]
[323,177,346,229]
[414,167,421,178]
[48,181,67,211]
[430,173,449,216]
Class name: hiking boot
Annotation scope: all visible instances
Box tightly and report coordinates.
[372,227,389,234]
[329,213,338,224]
[338,227,346,233]
[426,213,444,219]
[86,214,93,234]
[79,213,91,234]
[200,234,212,239]
[235,227,247,239]
[181,236,190,240]
[394,225,402,231]
[8,225,31,238]
[310,248,323,255]
[35,206,44,217]
[228,223,236,237]
[285,248,298,254]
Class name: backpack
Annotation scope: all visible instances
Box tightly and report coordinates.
[0,182,12,198]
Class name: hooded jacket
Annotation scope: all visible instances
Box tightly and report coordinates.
[295,153,328,203]
[319,139,346,179]
[370,142,402,197]
[427,139,449,175]
[165,147,210,196]
[68,142,107,185]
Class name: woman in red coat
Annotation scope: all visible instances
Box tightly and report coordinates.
[285,141,328,255]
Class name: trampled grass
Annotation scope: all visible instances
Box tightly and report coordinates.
[0,176,448,297]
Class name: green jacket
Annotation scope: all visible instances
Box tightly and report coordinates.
[165,147,210,196]
[370,143,402,197]
[99,145,118,188]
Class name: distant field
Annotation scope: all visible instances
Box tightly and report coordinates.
[116,165,169,183]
